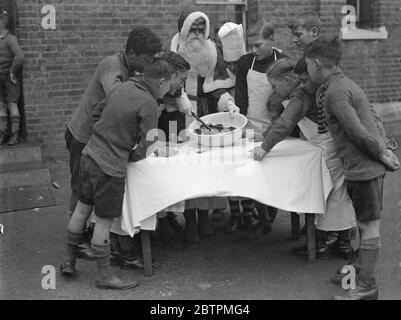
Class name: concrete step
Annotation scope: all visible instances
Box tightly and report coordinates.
[0,143,43,165]
[0,161,51,189]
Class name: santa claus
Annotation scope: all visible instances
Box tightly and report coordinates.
[171,10,239,124]
[170,10,240,243]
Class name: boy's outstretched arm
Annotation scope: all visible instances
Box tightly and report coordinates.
[261,95,307,153]
[129,100,159,162]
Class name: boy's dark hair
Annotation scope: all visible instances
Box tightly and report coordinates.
[0,11,9,27]
[247,20,274,39]
[304,36,342,68]
[287,11,321,34]
[144,58,175,80]
[160,51,190,72]
[267,58,295,80]
[126,27,162,56]
[294,57,308,75]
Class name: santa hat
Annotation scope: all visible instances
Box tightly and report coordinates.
[218,22,246,62]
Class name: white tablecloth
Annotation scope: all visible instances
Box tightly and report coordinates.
[118,138,333,237]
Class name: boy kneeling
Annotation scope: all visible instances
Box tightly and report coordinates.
[60,57,177,290]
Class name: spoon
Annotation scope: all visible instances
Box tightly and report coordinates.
[191,111,212,131]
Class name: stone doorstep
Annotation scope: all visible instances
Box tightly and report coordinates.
[0,161,51,190]
[0,143,43,166]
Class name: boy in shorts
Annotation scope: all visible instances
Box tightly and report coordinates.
[0,11,25,146]
[60,57,177,290]
[304,37,400,300]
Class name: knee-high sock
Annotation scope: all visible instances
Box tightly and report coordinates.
[359,237,381,280]
[91,243,113,281]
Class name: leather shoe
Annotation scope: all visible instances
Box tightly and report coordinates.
[7,131,19,146]
[330,239,355,260]
[96,276,140,290]
[119,256,160,270]
[334,279,378,300]
[331,264,360,286]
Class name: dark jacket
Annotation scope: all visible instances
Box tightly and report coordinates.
[320,69,387,181]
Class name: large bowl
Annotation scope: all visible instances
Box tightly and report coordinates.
[188,112,248,147]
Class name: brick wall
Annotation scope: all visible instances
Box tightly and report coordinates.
[252,0,401,104]
[14,0,401,159]
[16,0,184,159]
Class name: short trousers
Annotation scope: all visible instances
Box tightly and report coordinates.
[78,154,126,219]
[0,73,20,103]
[346,175,384,222]
[65,127,86,192]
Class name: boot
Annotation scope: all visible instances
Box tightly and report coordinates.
[317,230,338,259]
[198,209,214,236]
[331,239,354,260]
[334,278,379,300]
[292,241,332,259]
[246,204,272,241]
[60,230,86,276]
[331,229,354,260]
[7,131,19,146]
[8,116,20,146]
[119,253,161,271]
[167,212,184,234]
[92,243,140,290]
[330,250,360,286]
[158,216,184,249]
[158,216,175,239]
[184,209,200,243]
[225,215,240,233]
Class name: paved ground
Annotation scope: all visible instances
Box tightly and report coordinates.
[1,139,401,300]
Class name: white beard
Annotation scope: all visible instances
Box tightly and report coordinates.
[178,35,216,78]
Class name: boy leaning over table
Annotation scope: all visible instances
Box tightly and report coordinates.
[64,27,163,271]
[251,57,357,261]
[60,56,178,290]
[304,37,399,300]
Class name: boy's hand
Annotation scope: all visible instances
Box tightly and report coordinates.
[380,149,400,171]
[155,144,178,157]
[226,101,240,118]
[250,146,268,161]
[10,72,17,84]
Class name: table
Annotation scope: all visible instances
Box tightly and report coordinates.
[120,138,334,275]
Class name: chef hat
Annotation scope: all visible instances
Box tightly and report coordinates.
[218,22,246,62]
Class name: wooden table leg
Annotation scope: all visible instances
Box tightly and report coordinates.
[291,212,300,241]
[305,213,316,263]
[141,230,153,277]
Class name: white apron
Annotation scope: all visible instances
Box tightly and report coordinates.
[283,100,356,231]
[245,55,276,139]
